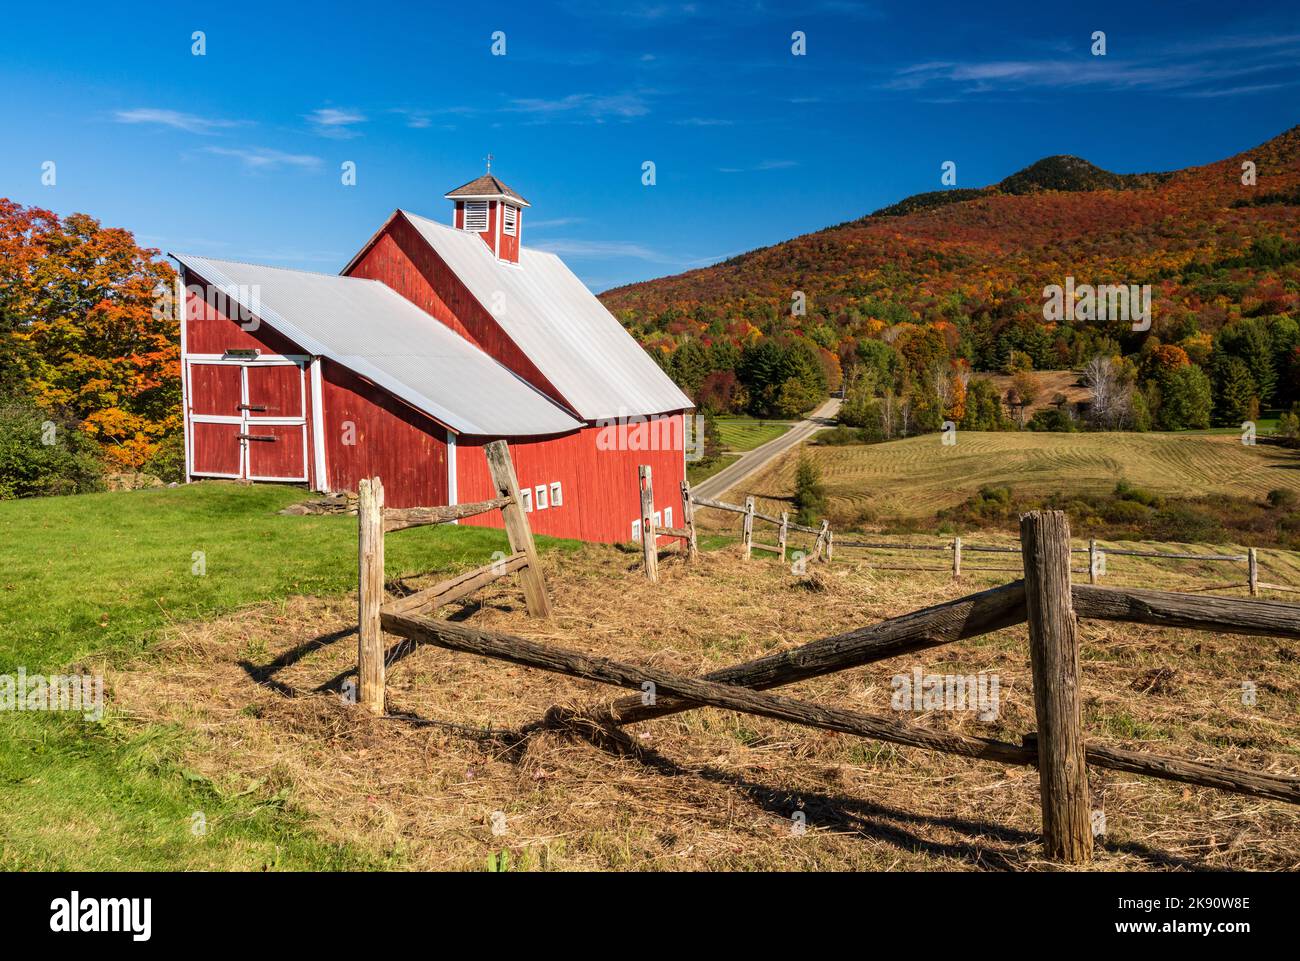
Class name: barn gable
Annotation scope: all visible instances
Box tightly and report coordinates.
[173,253,582,437]
[343,205,693,422]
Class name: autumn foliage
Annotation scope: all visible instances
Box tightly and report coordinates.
[0,200,179,471]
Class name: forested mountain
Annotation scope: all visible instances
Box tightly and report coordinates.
[602,125,1300,435]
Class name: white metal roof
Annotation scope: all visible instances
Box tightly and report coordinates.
[171,253,584,437]
[397,211,693,421]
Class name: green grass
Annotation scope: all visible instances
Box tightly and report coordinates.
[714,416,792,452]
[687,453,740,485]
[0,481,578,869]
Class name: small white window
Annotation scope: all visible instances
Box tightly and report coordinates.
[653,510,662,528]
[463,201,488,232]
[550,482,562,506]
[663,507,672,528]
[534,484,548,510]
[521,488,533,512]
[631,519,641,542]
[502,204,517,236]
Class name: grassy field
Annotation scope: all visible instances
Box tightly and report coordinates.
[686,452,739,485]
[110,536,1300,871]
[743,431,1300,525]
[0,482,577,869]
[715,416,793,452]
[5,478,1300,871]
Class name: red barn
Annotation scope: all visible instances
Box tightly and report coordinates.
[173,173,693,544]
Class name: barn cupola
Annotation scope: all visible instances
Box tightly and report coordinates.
[445,162,530,265]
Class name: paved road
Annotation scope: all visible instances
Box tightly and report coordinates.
[692,396,842,502]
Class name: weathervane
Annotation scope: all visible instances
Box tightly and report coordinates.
[485,153,493,173]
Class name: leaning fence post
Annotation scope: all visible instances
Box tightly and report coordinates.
[639,466,658,583]
[357,476,386,715]
[952,536,962,580]
[1020,509,1092,864]
[680,479,699,562]
[485,440,551,617]
[743,496,755,560]
[1248,548,1258,597]
[779,512,789,563]
[815,519,830,563]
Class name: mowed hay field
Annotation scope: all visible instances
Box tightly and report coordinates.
[111,544,1300,871]
[734,431,1300,524]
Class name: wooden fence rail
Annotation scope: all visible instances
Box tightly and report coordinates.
[355,439,549,713]
[679,489,828,567]
[355,465,1300,859]
[684,490,1290,594]
[378,510,1300,865]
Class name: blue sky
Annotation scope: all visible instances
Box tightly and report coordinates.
[2,1,1297,291]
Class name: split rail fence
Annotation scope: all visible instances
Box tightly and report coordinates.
[355,439,550,714]
[368,503,1300,863]
[680,484,1293,596]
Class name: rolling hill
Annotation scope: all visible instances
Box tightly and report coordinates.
[600,124,1300,374]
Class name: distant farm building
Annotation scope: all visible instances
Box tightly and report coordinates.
[173,173,693,543]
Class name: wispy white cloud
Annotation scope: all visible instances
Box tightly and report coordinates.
[524,216,587,230]
[306,107,366,138]
[509,92,650,120]
[886,32,1300,98]
[675,116,734,126]
[530,238,677,262]
[114,108,244,134]
[718,159,799,173]
[202,146,322,171]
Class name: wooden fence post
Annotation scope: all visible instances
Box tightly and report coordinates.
[952,536,962,580]
[779,512,789,563]
[639,466,658,583]
[826,529,833,563]
[485,440,551,617]
[815,519,830,563]
[357,476,386,715]
[680,480,699,562]
[1249,548,1258,597]
[1019,510,1092,864]
[1088,538,1099,584]
[743,496,755,560]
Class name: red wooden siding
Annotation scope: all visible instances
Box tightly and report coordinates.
[498,205,519,263]
[184,283,304,356]
[246,365,303,418]
[247,423,307,480]
[192,422,241,476]
[345,215,570,410]
[318,359,449,509]
[455,418,687,544]
[189,363,241,416]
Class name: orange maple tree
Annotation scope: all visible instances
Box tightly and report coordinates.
[0,199,179,470]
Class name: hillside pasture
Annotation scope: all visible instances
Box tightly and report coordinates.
[110,541,1300,871]
[715,416,793,452]
[738,431,1300,526]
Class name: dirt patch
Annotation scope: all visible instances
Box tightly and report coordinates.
[112,545,1300,871]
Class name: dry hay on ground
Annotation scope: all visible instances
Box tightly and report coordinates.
[112,545,1300,871]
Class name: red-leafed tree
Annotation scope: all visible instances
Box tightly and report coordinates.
[0,199,179,470]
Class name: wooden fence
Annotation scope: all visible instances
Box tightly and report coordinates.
[682,486,1294,596]
[356,439,549,714]
[375,508,1300,862]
